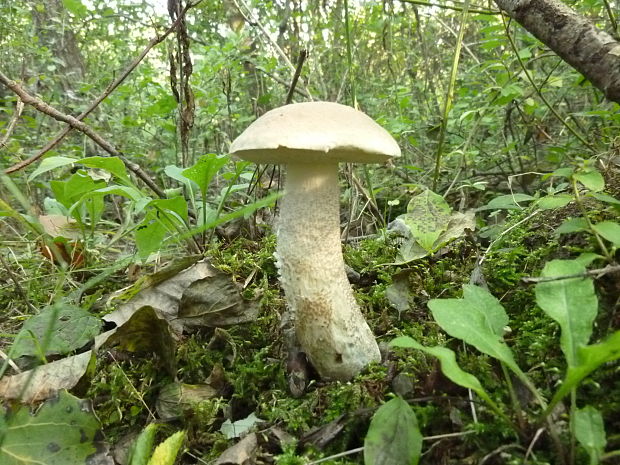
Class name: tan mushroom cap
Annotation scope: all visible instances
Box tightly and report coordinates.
[230,101,401,164]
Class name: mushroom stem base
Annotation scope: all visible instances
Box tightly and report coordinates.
[276,163,381,380]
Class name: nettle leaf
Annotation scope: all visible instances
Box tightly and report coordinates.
[591,221,620,247]
[428,285,519,372]
[574,171,605,192]
[0,390,102,465]
[399,190,452,252]
[364,397,422,465]
[181,154,229,196]
[574,406,606,465]
[11,303,102,359]
[535,260,597,366]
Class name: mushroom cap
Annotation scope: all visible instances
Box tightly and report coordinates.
[230,101,401,164]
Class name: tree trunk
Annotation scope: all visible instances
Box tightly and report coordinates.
[494,0,620,103]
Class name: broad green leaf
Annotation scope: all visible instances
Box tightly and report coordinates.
[591,221,620,247]
[129,423,158,465]
[149,196,189,222]
[549,331,620,408]
[147,430,185,465]
[401,190,452,252]
[136,212,169,259]
[80,156,131,184]
[11,304,102,359]
[28,156,77,181]
[50,171,105,209]
[462,285,508,335]
[588,192,620,205]
[551,167,574,178]
[181,154,229,196]
[427,285,519,372]
[537,194,573,210]
[0,390,101,465]
[478,193,535,211]
[535,260,597,366]
[574,406,606,465]
[164,165,196,192]
[574,171,605,192]
[364,397,422,465]
[556,217,589,236]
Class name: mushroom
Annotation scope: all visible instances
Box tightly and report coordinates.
[230,102,400,380]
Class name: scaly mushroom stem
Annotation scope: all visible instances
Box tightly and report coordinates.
[276,162,381,380]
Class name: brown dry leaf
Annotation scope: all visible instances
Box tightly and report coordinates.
[213,433,258,465]
[103,259,215,334]
[103,306,177,377]
[0,351,95,403]
[178,270,260,328]
[38,214,81,239]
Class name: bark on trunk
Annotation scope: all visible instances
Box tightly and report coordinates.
[494,0,620,103]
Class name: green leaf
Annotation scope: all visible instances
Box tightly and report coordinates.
[574,171,605,192]
[181,154,229,196]
[11,303,102,359]
[588,192,620,205]
[556,217,589,236]
[80,156,131,184]
[427,285,519,372]
[147,430,185,465]
[62,0,88,16]
[129,423,158,465]
[549,331,620,408]
[537,194,573,210]
[390,337,485,394]
[89,185,146,202]
[364,397,422,465]
[50,171,105,209]
[28,156,77,181]
[401,190,452,252]
[478,193,535,211]
[535,260,597,366]
[574,406,606,465]
[591,221,620,247]
[0,391,101,465]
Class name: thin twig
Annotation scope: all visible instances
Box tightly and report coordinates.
[521,264,620,284]
[0,71,166,199]
[307,430,477,464]
[285,49,308,104]
[0,99,24,149]
[3,1,201,174]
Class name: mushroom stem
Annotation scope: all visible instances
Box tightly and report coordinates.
[276,162,381,380]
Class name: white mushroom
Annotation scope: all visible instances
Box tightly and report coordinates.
[230,102,400,380]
